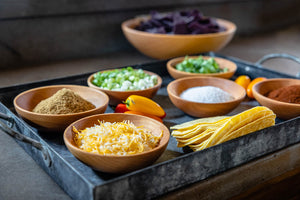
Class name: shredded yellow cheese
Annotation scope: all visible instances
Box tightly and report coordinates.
[73,120,163,155]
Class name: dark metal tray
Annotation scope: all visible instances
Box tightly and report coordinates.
[0,54,299,200]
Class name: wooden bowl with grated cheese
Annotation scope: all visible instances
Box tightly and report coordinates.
[63,113,170,173]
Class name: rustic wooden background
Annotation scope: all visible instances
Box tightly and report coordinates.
[0,0,299,68]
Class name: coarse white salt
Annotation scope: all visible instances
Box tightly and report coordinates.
[180,86,234,103]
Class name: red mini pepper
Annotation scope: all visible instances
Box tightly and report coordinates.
[114,103,129,113]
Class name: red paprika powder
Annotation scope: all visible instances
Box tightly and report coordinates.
[267,85,300,104]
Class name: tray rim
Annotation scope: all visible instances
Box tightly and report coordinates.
[0,54,299,200]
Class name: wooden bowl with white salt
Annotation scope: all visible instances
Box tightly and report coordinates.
[14,85,109,132]
[167,77,246,117]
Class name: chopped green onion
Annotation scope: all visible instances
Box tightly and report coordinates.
[175,56,227,74]
[92,67,158,91]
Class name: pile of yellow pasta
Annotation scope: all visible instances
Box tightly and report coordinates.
[73,120,162,156]
[171,106,276,151]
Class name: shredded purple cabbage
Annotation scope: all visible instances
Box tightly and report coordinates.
[135,10,226,35]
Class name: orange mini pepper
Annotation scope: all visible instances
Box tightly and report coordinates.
[247,77,267,98]
[235,75,251,90]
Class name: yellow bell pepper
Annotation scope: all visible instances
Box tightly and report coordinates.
[125,95,166,118]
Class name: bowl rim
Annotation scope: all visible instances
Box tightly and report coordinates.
[87,69,163,93]
[252,78,300,107]
[122,17,237,38]
[166,55,237,76]
[167,76,246,105]
[13,84,109,117]
[63,113,170,158]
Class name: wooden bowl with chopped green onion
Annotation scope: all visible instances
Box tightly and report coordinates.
[64,113,170,173]
[87,68,162,105]
[167,56,237,79]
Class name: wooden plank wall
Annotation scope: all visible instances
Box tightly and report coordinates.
[0,0,299,68]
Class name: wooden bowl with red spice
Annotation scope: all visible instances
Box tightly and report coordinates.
[14,85,109,132]
[252,78,300,120]
[63,113,170,173]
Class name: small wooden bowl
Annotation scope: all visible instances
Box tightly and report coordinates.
[63,113,170,173]
[167,56,237,79]
[167,77,246,117]
[14,85,109,132]
[121,17,236,59]
[252,78,300,120]
[87,69,162,105]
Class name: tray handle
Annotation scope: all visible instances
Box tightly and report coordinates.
[0,113,52,167]
[255,53,300,77]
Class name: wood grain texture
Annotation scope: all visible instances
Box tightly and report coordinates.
[0,0,299,68]
[158,142,300,200]
[230,168,300,200]
[0,0,255,19]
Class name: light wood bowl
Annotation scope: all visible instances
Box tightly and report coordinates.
[87,69,162,105]
[167,77,246,117]
[252,78,300,120]
[167,56,237,79]
[13,85,109,132]
[121,17,236,59]
[63,113,170,173]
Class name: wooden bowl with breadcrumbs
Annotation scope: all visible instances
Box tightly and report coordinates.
[14,85,109,132]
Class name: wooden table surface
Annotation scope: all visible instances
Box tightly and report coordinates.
[159,142,300,200]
